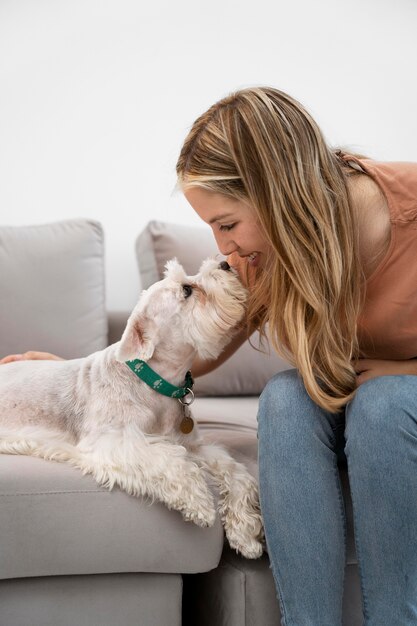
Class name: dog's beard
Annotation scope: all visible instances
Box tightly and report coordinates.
[183,299,246,360]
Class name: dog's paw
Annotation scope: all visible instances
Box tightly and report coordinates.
[181,504,216,528]
[228,535,264,559]
[221,502,265,558]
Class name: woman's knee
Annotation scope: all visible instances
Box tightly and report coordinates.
[258,370,304,428]
[259,368,302,408]
[257,368,336,450]
[345,375,417,451]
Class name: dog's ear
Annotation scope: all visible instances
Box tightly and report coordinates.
[116,315,157,362]
[164,258,187,281]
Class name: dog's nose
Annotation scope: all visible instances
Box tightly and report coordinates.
[219,261,230,271]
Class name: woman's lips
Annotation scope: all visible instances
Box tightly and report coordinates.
[247,252,260,267]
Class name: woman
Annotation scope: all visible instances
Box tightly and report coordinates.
[175,86,417,625]
[3,86,417,624]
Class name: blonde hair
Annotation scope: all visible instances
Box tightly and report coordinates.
[176,86,365,412]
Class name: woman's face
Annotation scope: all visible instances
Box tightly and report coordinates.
[184,187,271,269]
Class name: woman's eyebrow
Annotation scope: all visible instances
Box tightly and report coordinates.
[209,214,234,224]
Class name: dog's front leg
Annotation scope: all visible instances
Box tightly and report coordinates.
[73,429,216,527]
[195,442,265,559]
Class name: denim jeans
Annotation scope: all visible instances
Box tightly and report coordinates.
[257,369,417,626]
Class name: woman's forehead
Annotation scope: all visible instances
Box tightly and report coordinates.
[184,187,250,220]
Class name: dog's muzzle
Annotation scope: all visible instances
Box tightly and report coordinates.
[219,261,231,271]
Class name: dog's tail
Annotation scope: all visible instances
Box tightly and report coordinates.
[0,426,79,463]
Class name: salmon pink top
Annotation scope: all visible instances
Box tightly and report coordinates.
[228,156,417,360]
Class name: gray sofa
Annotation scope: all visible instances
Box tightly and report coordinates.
[0,218,363,626]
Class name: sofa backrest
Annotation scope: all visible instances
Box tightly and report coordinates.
[0,219,108,359]
[135,220,293,397]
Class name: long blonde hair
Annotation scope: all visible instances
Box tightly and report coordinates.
[176,86,365,412]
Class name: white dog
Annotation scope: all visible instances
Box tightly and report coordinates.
[0,258,264,559]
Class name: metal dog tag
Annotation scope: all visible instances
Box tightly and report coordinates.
[180,404,194,434]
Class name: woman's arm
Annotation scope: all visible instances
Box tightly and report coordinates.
[0,326,249,374]
[0,351,65,364]
[0,331,249,373]
[191,327,249,377]
[354,358,417,386]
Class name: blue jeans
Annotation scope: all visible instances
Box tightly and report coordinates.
[257,369,417,626]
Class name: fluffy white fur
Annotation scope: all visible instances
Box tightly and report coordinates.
[0,258,264,559]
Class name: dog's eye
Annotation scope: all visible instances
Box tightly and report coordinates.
[182,284,193,299]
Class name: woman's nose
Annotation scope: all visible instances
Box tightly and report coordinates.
[215,232,237,257]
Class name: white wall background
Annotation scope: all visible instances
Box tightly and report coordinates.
[1,0,416,311]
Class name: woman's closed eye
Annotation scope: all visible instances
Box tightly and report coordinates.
[219,223,236,232]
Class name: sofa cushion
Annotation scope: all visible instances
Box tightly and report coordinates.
[135,220,223,287]
[135,221,292,396]
[0,573,183,626]
[0,453,223,580]
[183,544,281,626]
[194,396,260,478]
[183,545,362,626]
[0,219,108,359]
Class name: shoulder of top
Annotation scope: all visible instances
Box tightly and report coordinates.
[357,158,417,220]
[346,154,417,174]
[359,158,417,185]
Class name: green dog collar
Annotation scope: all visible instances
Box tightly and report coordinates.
[125,359,194,399]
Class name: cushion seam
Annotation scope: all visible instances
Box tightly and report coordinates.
[0,490,108,497]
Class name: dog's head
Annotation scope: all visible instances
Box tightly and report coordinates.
[116,258,248,362]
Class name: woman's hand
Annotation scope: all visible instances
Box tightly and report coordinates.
[354,358,417,386]
[0,351,65,365]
